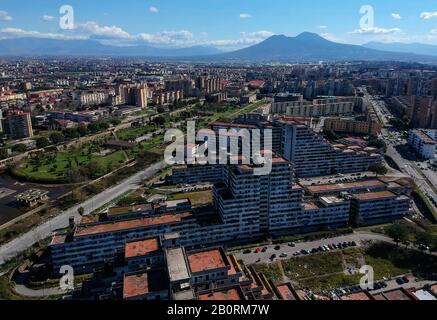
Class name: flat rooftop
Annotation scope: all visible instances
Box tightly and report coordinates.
[123,270,168,299]
[125,238,160,259]
[372,288,415,300]
[353,190,396,201]
[74,212,192,237]
[187,248,227,273]
[320,196,347,205]
[340,292,373,300]
[210,121,257,129]
[166,247,190,283]
[198,288,244,301]
[107,204,152,216]
[305,179,385,194]
[276,283,297,300]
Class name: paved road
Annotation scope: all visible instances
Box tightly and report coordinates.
[368,277,435,295]
[234,231,436,265]
[234,232,392,265]
[0,161,167,265]
[368,94,437,212]
[12,270,67,298]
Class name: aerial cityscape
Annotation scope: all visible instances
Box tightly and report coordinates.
[0,0,436,309]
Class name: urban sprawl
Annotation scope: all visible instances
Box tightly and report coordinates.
[0,59,436,301]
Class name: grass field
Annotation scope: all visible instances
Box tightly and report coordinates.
[14,144,126,182]
[252,262,284,283]
[169,190,213,206]
[116,125,156,141]
[252,243,437,292]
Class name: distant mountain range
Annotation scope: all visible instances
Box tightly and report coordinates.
[363,41,437,57]
[217,32,437,63]
[1,33,437,64]
[0,37,222,57]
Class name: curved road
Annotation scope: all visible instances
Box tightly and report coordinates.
[234,231,436,265]
[0,161,167,265]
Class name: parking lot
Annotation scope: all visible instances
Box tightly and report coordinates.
[233,232,391,265]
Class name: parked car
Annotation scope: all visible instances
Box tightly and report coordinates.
[280,253,288,258]
[243,249,251,254]
[261,247,268,252]
[274,245,281,251]
[270,254,277,260]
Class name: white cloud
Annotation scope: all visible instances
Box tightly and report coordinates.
[0,27,83,40]
[209,30,274,48]
[420,11,437,19]
[41,15,55,22]
[239,13,252,19]
[349,27,401,35]
[138,30,194,45]
[0,11,12,22]
[319,25,328,29]
[149,7,158,13]
[391,13,401,20]
[76,21,132,39]
[320,33,344,43]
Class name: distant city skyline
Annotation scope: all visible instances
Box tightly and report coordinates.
[0,0,437,50]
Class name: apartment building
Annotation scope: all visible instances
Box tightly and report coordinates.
[408,129,437,160]
[392,96,437,129]
[76,91,110,106]
[171,164,225,185]
[195,76,225,94]
[272,96,357,117]
[122,244,285,301]
[324,117,382,136]
[277,117,382,177]
[50,158,408,275]
[115,84,148,108]
[2,110,34,139]
[47,110,99,123]
[350,191,410,226]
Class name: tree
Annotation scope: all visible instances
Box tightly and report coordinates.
[368,136,387,152]
[49,132,65,145]
[64,128,79,139]
[12,143,27,153]
[77,207,85,216]
[386,223,408,246]
[0,148,8,160]
[111,118,121,126]
[369,164,388,176]
[35,137,50,149]
[157,106,165,114]
[415,231,433,248]
[323,129,338,141]
[77,125,89,137]
[86,160,100,178]
[153,116,166,126]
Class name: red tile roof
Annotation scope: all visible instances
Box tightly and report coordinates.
[353,190,396,201]
[75,212,191,237]
[123,273,149,299]
[187,248,227,273]
[198,288,243,300]
[306,180,385,193]
[125,238,160,259]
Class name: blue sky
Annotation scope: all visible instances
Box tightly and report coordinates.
[1,0,437,49]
